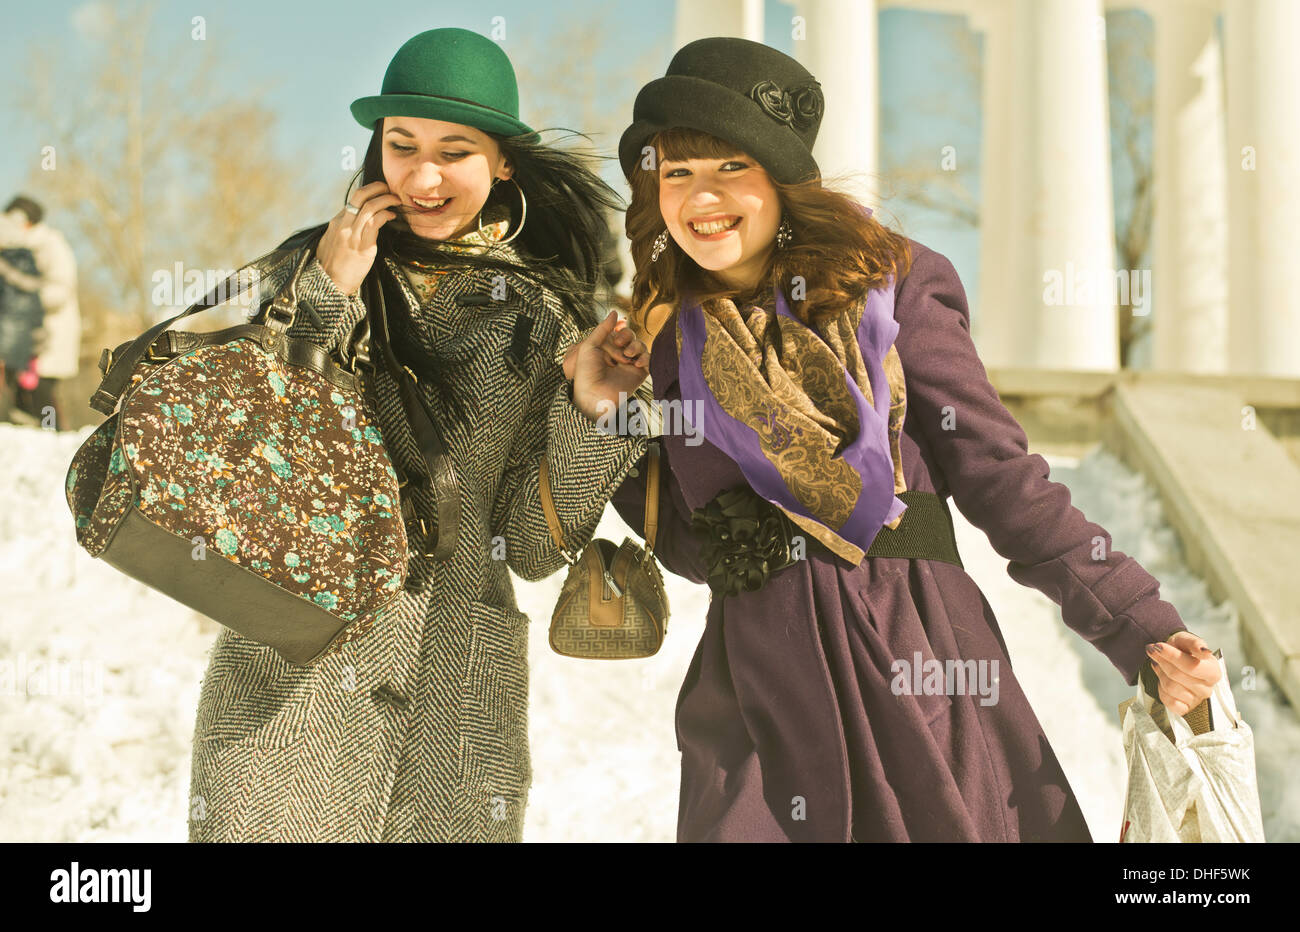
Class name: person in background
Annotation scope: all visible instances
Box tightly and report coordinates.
[0,206,43,423]
[0,195,80,429]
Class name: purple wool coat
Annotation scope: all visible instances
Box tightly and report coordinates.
[609,240,1188,842]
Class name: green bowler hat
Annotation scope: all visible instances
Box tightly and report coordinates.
[350,27,538,142]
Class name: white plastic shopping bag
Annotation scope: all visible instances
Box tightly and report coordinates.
[1118,652,1265,842]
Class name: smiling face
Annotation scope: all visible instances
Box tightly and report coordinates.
[657,151,781,292]
[381,116,513,240]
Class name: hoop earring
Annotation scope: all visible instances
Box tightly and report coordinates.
[480,176,527,246]
[650,230,669,262]
[776,217,793,249]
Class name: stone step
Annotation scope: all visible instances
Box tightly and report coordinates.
[1100,381,1300,711]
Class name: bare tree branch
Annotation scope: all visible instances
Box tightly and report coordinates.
[1106,9,1155,366]
[12,0,308,346]
[880,13,982,230]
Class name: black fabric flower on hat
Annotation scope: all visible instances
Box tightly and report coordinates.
[691,486,796,597]
[788,84,825,128]
[748,80,824,131]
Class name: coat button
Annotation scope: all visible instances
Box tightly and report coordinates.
[371,683,410,708]
[629,467,640,478]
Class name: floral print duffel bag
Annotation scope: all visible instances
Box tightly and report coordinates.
[65,244,408,665]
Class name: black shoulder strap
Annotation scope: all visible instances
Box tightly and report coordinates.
[89,232,325,414]
[364,261,461,562]
[274,222,330,254]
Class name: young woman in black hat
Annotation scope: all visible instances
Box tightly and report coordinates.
[581,36,1222,842]
[187,27,649,843]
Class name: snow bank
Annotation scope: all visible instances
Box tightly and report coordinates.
[1,422,1293,842]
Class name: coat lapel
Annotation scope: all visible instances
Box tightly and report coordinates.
[650,315,680,398]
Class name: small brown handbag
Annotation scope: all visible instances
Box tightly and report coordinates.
[540,440,670,659]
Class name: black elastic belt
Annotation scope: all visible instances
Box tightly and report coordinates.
[865,490,964,568]
[691,487,963,597]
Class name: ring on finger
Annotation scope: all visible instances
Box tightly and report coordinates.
[345,202,361,215]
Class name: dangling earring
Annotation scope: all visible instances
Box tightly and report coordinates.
[776,217,793,249]
[651,230,669,262]
[479,176,528,246]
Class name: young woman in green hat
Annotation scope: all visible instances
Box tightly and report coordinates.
[588,36,1223,842]
[187,27,650,843]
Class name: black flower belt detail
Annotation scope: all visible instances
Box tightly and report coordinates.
[690,487,819,597]
[690,486,964,597]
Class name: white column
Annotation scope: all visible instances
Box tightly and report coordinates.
[794,0,880,203]
[674,0,755,48]
[1149,0,1226,374]
[1223,0,1300,377]
[743,0,765,41]
[968,0,1032,368]
[970,0,1117,370]
[1032,0,1118,369]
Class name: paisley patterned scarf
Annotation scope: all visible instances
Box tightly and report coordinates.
[674,281,908,565]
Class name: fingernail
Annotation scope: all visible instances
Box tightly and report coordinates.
[1145,643,1160,655]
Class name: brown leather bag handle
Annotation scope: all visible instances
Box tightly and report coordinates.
[538,452,574,563]
[643,441,660,554]
[90,241,319,415]
[539,438,660,561]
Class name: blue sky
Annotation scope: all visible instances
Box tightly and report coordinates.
[0,0,1097,325]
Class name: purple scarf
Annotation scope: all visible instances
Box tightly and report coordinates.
[674,280,908,563]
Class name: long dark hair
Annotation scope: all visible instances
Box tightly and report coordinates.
[267,120,625,428]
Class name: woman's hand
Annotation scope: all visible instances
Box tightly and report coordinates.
[1148,631,1222,716]
[563,313,648,380]
[315,181,403,296]
[569,311,650,424]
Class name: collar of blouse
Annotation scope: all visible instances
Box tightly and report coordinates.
[397,207,514,306]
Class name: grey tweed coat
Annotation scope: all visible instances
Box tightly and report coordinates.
[186,238,646,842]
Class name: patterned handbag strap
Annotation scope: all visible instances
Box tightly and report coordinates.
[538,439,661,563]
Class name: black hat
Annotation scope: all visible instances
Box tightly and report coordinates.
[618,37,825,185]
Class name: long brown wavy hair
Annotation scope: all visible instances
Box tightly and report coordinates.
[626,127,912,338]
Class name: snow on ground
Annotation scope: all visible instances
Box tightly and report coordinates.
[2,420,1296,842]
[1023,452,1300,843]
[0,423,210,842]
